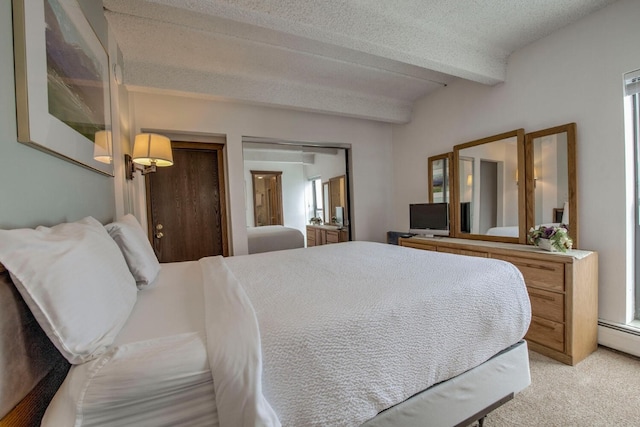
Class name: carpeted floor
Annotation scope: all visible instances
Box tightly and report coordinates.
[482,346,640,426]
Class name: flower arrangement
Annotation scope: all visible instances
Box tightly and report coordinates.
[309,217,323,225]
[527,225,573,252]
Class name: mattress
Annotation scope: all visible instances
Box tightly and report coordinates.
[246,225,304,254]
[221,242,530,425]
[361,340,530,427]
[44,242,531,426]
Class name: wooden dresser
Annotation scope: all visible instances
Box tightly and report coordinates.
[399,237,598,365]
[306,225,348,247]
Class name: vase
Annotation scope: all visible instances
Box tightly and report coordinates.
[537,239,557,252]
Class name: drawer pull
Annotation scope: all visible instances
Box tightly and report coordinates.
[518,262,557,272]
[529,292,556,301]
[532,320,556,331]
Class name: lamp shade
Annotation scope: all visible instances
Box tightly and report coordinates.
[132,133,173,166]
[93,130,113,164]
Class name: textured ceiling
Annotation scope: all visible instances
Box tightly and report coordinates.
[104,0,616,123]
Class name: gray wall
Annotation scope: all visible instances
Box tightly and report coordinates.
[0,0,115,229]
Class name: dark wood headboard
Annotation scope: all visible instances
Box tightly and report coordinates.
[0,265,70,426]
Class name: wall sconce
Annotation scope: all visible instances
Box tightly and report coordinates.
[466,174,473,186]
[125,133,173,180]
[515,169,538,186]
[93,130,113,164]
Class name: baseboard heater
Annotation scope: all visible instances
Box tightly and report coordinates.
[598,320,640,337]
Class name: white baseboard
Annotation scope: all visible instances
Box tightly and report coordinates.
[598,321,640,358]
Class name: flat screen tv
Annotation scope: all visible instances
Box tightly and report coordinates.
[409,203,449,236]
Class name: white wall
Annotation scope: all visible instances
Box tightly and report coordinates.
[130,92,393,255]
[304,151,347,182]
[392,0,640,337]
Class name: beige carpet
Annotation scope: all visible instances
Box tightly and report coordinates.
[483,346,640,426]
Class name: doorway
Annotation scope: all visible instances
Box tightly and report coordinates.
[251,171,283,226]
[479,160,498,234]
[146,142,228,262]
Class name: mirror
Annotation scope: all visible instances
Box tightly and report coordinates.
[242,139,350,242]
[458,156,473,233]
[453,129,525,243]
[428,153,453,204]
[525,123,578,248]
[428,152,454,230]
[251,171,283,226]
[328,175,348,226]
[323,182,330,224]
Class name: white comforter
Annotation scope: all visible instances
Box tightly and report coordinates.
[44,241,530,427]
[210,241,531,426]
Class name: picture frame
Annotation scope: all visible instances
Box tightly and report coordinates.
[553,208,564,224]
[13,0,114,176]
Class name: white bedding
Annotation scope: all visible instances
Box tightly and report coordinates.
[43,262,218,427]
[485,225,520,237]
[44,241,531,427]
[247,225,304,254]
[486,223,561,237]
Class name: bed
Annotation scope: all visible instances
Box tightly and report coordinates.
[0,216,532,427]
[485,225,520,237]
[247,225,305,254]
[486,204,569,238]
[486,223,562,238]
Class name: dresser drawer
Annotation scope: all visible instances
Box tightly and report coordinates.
[492,255,565,291]
[437,247,488,257]
[528,288,564,323]
[527,317,564,352]
[401,241,437,251]
[326,230,340,243]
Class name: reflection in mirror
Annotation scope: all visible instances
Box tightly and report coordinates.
[428,153,452,204]
[329,175,347,226]
[251,171,283,226]
[242,139,350,243]
[323,182,330,224]
[525,123,577,248]
[458,157,473,233]
[453,129,525,243]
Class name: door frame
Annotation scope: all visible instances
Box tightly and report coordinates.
[250,170,283,226]
[145,141,229,257]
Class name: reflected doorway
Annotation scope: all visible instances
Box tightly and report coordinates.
[251,171,283,226]
[479,160,498,234]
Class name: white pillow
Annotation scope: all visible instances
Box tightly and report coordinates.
[0,217,137,364]
[105,214,160,288]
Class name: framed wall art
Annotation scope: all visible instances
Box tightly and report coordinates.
[13,0,114,175]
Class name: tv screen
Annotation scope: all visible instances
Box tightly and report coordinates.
[409,203,449,233]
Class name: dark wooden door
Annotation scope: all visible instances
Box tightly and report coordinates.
[147,142,228,262]
[251,171,283,226]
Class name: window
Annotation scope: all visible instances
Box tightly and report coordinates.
[309,177,323,220]
[626,69,640,320]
